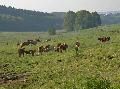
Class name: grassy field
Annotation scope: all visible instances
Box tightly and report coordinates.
[0,24,120,89]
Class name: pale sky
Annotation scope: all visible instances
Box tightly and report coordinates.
[0,0,120,12]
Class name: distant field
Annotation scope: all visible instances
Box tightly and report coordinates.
[0,24,120,89]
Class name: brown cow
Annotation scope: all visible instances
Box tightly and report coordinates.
[28,39,40,45]
[55,43,68,53]
[20,39,40,48]
[98,36,110,43]
[38,45,53,55]
[20,41,30,48]
[44,45,51,52]
[59,43,68,53]
[54,43,62,52]
[24,49,36,56]
[38,46,44,55]
[18,48,25,57]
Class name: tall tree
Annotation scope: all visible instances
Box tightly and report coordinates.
[48,28,56,35]
[64,11,76,31]
[64,10,102,31]
[75,10,93,30]
[92,12,101,27]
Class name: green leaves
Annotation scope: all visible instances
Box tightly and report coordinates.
[64,10,101,31]
[64,11,76,32]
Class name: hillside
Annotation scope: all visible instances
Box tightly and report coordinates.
[1,5,120,31]
[0,24,120,88]
[0,5,64,32]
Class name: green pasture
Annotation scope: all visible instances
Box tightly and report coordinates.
[0,24,120,89]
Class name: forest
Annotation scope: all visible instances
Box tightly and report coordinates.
[0,5,63,31]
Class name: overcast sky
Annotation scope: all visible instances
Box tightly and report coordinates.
[0,0,120,12]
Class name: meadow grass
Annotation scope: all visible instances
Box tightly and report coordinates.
[0,24,120,89]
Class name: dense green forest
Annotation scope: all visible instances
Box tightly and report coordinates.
[0,5,63,32]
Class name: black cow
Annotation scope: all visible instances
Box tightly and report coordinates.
[18,48,25,57]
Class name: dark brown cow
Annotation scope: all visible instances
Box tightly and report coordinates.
[54,47,60,52]
[24,49,36,56]
[18,48,25,57]
[55,43,68,53]
[98,36,110,43]
[44,45,51,52]
[59,43,68,53]
[20,39,40,48]
[28,39,40,45]
[20,41,30,48]
[38,45,52,55]
[38,46,44,55]
[54,43,62,52]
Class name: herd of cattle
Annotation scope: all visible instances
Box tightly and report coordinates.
[17,36,110,57]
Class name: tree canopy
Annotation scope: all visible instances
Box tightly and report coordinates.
[64,10,101,31]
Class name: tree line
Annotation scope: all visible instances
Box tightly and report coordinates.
[100,13,120,25]
[1,5,119,32]
[64,10,101,31]
[0,5,63,32]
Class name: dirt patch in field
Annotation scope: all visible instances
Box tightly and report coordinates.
[0,72,30,85]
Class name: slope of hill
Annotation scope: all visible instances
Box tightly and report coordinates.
[0,5,63,32]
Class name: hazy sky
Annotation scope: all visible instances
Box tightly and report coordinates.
[0,0,120,12]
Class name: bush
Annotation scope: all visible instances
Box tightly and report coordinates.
[86,77,111,89]
[48,28,56,35]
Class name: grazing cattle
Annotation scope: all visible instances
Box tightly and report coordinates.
[44,45,51,52]
[54,47,60,52]
[29,40,37,45]
[55,43,68,53]
[38,46,44,55]
[54,43,62,52]
[24,49,36,56]
[59,43,68,53]
[38,45,53,55]
[28,39,40,45]
[18,48,25,57]
[19,39,40,48]
[98,36,110,43]
[20,41,30,48]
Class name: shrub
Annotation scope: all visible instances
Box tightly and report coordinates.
[48,28,56,35]
[86,77,111,89]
